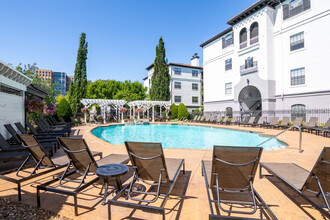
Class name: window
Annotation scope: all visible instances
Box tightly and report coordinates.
[283,0,311,20]
[291,104,306,121]
[225,58,232,71]
[225,83,232,95]
[239,28,247,49]
[291,67,305,86]
[174,96,181,103]
[174,67,181,75]
[174,82,181,89]
[192,96,198,103]
[250,22,259,45]
[222,33,233,49]
[192,70,198,77]
[192,83,198,90]
[290,32,304,51]
[226,107,233,118]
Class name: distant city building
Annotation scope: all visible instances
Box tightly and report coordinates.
[35,69,73,96]
[144,53,203,112]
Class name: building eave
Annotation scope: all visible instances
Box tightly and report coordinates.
[200,27,233,48]
[169,63,203,70]
[0,60,32,86]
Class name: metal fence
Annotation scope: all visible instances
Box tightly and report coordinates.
[200,108,330,124]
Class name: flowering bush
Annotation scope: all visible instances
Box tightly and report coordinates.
[43,103,56,115]
[120,107,127,113]
[136,107,143,113]
[81,107,89,113]
[25,97,45,113]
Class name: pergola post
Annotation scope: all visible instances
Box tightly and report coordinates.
[147,108,149,120]
[133,105,136,120]
[117,106,120,122]
[152,105,155,122]
[84,105,87,124]
[130,106,132,119]
[160,106,162,118]
[166,107,169,122]
[103,105,106,124]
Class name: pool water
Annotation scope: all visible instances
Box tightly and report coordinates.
[91,124,287,151]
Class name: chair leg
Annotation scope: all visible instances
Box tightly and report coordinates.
[74,194,78,216]
[18,182,21,201]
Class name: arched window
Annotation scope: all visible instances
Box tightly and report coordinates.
[250,22,259,45]
[291,104,306,121]
[239,28,247,49]
[226,107,233,118]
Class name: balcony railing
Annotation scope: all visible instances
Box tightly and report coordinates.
[240,41,247,49]
[240,61,258,75]
[250,36,259,45]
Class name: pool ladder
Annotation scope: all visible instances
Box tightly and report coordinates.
[256,125,303,153]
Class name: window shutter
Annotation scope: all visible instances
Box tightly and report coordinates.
[283,4,290,20]
[303,0,311,10]
[222,38,225,49]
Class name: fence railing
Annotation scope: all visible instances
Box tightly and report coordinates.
[199,108,330,124]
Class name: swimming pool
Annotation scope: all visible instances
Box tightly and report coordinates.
[91,124,287,151]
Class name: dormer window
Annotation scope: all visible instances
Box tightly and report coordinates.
[250,22,259,45]
[239,28,247,49]
[222,33,233,49]
[283,0,311,20]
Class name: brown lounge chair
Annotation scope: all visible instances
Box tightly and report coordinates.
[37,137,127,216]
[108,141,185,220]
[0,134,69,201]
[241,117,256,127]
[310,118,330,136]
[301,117,318,133]
[262,117,279,129]
[260,147,330,218]
[202,146,277,219]
[254,116,265,127]
[220,116,229,125]
[273,117,290,129]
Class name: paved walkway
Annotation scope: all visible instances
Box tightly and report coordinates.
[0,122,329,219]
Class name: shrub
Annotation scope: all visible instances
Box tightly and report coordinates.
[177,103,189,119]
[170,103,178,119]
[56,98,73,121]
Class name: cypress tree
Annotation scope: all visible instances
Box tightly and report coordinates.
[149,37,171,101]
[69,32,88,115]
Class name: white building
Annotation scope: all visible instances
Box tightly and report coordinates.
[0,60,32,138]
[201,0,330,120]
[143,54,203,112]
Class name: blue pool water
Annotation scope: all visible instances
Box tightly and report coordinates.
[91,124,287,151]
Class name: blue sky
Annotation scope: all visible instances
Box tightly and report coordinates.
[0,0,256,82]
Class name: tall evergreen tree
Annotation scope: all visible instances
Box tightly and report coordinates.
[149,37,171,101]
[69,32,88,115]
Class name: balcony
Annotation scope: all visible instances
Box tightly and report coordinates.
[250,36,259,45]
[240,41,247,49]
[240,61,258,75]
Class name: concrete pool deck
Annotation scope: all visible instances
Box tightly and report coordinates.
[0,122,329,219]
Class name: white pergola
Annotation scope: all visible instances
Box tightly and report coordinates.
[80,99,127,123]
[127,100,171,122]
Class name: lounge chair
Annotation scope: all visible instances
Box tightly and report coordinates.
[290,117,303,130]
[4,124,57,154]
[241,117,255,127]
[40,118,70,131]
[108,141,185,220]
[201,146,276,219]
[273,117,290,129]
[230,116,240,125]
[220,116,228,125]
[35,119,70,136]
[260,147,330,218]
[192,115,198,122]
[310,118,330,136]
[301,117,318,133]
[70,116,80,125]
[0,133,31,160]
[37,137,127,216]
[0,134,68,201]
[195,115,202,122]
[254,116,265,127]
[262,117,279,129]
[15,122,62,140]
[25,121,66,137]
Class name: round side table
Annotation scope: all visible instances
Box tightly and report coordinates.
[96,164,129,205]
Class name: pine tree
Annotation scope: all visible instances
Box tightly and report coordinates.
[149,37,171,101]
[70,33,88,115]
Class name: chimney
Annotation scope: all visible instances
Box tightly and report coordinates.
[190,53,200,67]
